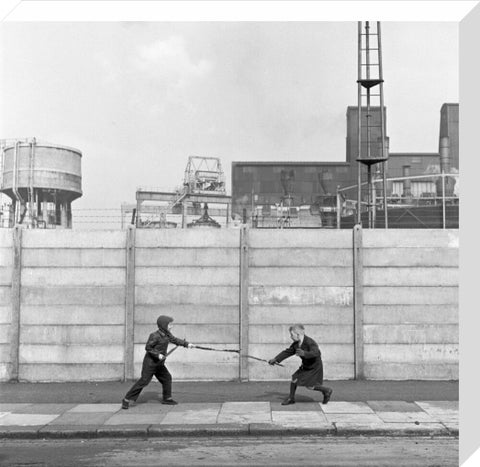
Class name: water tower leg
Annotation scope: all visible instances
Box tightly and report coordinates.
[61,202,68,228]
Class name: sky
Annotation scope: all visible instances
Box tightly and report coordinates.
[0,21,458,220]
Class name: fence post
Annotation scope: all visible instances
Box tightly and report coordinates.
[10,226,22,381]
[239,225,250,381]
[353,224,364,380]
[124,225,136,381]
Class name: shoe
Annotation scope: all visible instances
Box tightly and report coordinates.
[281,397,295,406]
[121,399,130,410]
[162,398,178,405]
[322,389,333,405]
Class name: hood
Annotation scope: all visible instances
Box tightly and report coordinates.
[157,315,173,332]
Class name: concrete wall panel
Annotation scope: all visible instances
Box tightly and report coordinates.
[0,287,12,304]
[20,305,125,325]
[364,268,458,286]
[0,229,13,247]
[0,324,10,343]
[249,306,352,325]
[135,305,239,325]
[249,325,353,344]
[19,364,124,382]
[21,268,126,286]
[363,229,459,248]
[364,305,458,324]
[364,324,458,344]
[136,285,239,306]
[250,267,353,287]
[19,325,125,345]
[0,248,13,267]
[364,344,458,362]
[0,363,11,380]
[22,230,126,248]
[249,286,352,306]
[22,248,126,267]
[19,344,124,363]
[364,286,458,305]
[0,306,12,324]
[135,267,239,286]
[0,344,10,361]
[250,249,352,267]
[136,248,239,267]
[21,286,125,305]
[364,248,458,267]
[136,229,240,248]
[250,230,352,249]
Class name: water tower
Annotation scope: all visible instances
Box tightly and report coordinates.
[0,138,82,228]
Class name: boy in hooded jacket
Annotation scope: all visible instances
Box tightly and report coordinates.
[121,315,194,409]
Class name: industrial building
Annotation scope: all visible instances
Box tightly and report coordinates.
[231,103,459,228]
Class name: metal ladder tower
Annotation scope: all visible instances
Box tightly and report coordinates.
[356,21,388,228]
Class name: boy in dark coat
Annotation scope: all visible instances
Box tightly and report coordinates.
[268,323,333,405]
[121,315,194,409]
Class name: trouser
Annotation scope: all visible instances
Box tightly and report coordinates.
[125,355,172,401]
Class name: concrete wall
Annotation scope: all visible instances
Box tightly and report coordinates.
[134,229,240,380]
[17,230,126,381]
[0,227,458,382]
[0,230,13,380]
[247,230,354,381]
[362,230,459,380]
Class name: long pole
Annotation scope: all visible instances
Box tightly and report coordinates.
[357,22,362,225]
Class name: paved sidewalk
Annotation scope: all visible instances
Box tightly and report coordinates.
[0,381,458,439]
[0,400,458,439]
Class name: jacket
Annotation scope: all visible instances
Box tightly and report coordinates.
[274,335,322,370]
[145,328,189,362]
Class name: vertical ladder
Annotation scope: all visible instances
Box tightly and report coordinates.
[356,21,388,228]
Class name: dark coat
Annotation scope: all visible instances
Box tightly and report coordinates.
[145,328,189,363]
[274,335,324,387]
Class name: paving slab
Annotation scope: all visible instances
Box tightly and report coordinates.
[270,402,322,412]
[0,413,60,426]
[67,404,121,413]
[104,412,168,425]
[48,412,114,426]
[168,403,222,412]
[367,401,423,412]
[160,408,220,425]
[376,411,437,423]
[217,401,271,424]
[220,402,270,413]
[321,401,375,414]
[416,400,458,411]
[271,410,328,425]
[324,413,383,424]
[12,404,76,414]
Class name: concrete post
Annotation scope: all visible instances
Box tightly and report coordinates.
[124,226,136,381]
[239,225,249,381]
[353,225,364,379]
[10,226,22,381]
[441,172,446,229]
